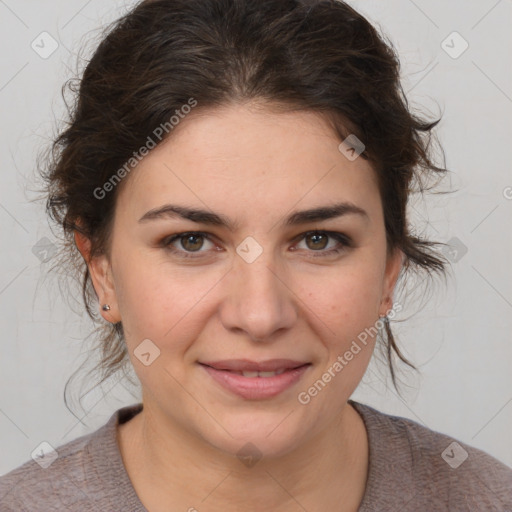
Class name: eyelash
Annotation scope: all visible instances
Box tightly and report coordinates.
[159,230,352,260]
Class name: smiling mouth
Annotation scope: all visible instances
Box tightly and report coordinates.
[198,361,312,400]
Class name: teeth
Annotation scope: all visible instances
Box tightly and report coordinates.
[241,371,260,378]
[238,369,287,378]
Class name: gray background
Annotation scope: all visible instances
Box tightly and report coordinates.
[1,0,511,475]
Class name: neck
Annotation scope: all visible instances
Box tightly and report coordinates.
[118,401,368,512]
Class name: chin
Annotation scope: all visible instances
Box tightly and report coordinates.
[198,412,309,463]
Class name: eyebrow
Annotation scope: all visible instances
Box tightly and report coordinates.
[138,201,369,230]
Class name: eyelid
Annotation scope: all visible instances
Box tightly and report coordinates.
[291,229,351,245]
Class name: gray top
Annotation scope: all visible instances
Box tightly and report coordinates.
[1,400,511,511]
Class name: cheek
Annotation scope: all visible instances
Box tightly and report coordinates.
[113,249,222,345]
[299,260,383,332]
[298,267,382,398]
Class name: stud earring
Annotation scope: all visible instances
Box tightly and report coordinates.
[102,304,111,311]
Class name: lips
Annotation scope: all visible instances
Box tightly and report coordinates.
[199,359,310,373]
[199,360,312,399]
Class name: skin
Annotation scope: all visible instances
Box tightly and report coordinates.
[75,101,403,512]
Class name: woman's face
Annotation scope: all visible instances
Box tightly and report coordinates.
[85,102,402,457]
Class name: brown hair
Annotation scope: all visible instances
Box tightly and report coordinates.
[39,0,450,414]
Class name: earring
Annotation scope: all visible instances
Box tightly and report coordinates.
[102,304,111,311]
[379,313,390,328]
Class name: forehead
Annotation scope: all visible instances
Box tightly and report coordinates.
[117,103,381,224]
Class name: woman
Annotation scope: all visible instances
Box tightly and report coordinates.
[1,0,510,510]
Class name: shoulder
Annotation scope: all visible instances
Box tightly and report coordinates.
[0,403,143,512]
[351,400,512,511]
[0,428,97,511]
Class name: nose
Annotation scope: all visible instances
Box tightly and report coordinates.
[219,249,298,343]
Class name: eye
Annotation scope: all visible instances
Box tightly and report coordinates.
[292,231,352,257]
[159,230,352,259]
[160,232,216,258]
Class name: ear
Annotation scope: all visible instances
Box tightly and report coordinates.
[74,230,120,323]
[379,247,403,317]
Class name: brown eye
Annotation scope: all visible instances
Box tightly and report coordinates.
[293,231,352,258]
[304,232,329,251]
[161,231,216,258]
[179,233,205,252]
